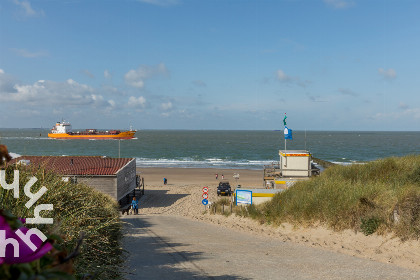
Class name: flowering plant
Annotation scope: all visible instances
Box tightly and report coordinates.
[0,210,76,279]
[0,212,52,264]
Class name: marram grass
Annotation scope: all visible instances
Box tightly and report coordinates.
[238,155,420,239]
[0,165,125,280]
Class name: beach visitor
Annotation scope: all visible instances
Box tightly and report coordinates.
[164,177,167,185]
[131,197,139,215]
[222,174,224,180]
[215,173,218,180]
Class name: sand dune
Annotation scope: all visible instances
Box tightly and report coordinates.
[135,167,420,272]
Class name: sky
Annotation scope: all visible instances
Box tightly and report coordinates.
[0,0,419,131]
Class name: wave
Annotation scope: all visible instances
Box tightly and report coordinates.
[0,136,50,140]
[135,157,276,169]
[135,157,361,169]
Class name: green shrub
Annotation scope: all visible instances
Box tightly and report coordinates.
[360,217,381,236]
[241,155,420,240]
[0,165,124,280]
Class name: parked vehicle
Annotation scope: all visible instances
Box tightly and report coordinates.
[217,181,232,196]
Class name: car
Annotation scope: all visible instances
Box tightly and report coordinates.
[217,181,232,196]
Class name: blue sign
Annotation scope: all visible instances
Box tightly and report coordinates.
[202,199,208,205]
[236,190,252,205]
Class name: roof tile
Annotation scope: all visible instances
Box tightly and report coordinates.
[9,156,134,176]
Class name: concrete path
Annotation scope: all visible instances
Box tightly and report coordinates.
[122,215,420,280]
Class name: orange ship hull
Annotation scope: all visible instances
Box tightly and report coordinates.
[48,130,136,140]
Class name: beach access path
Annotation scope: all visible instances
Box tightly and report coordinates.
[121,167,420,279]
[122,214,420,279]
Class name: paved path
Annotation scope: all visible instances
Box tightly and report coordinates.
[122,215,420,280]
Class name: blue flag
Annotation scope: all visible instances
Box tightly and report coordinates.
[284,127,292,140]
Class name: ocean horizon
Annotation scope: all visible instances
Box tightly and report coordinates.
[1,129,419,170]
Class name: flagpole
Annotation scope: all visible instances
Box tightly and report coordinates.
[283,113,287,168]
[284,138,287,167]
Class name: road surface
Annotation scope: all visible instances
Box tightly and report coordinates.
[122,215,420,280]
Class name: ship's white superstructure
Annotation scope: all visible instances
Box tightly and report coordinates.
[50,121,72,134]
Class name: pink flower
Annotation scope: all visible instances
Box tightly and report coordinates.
[0,215,52,264]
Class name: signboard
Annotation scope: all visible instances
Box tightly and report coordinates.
[202,187,209,206]
[236,190,252,205]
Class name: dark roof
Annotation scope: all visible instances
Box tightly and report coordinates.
[10,156,134,176]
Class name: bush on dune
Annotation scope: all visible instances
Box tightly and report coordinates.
[239,155,420,239]
[0,164,124,279]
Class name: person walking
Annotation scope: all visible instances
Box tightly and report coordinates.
[131,197,139,215]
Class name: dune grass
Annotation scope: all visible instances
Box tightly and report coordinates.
[0,164,124,279]
[236,155,420,239]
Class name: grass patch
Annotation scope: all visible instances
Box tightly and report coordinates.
[236,155,420,240]
[0,164,124,279]
[210,197,233,216]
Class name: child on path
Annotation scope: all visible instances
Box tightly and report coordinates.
[131,197,139,215]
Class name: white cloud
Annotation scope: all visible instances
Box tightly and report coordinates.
[276,69,310,88]
[124,63,169,88]
[128,96,146,108]
[0,78,113,109]
[160,101,173,111]
[0,69,18,93]
[399,102,409,110]
[13,0,44,17]
[104,69,112,79]
[277,70,291,82]
[11,48,48,58]
[378,68,397,80]
[372,107,420,121]
[83,69,94,79]
[108,100,116,107]
[324,0,355,9]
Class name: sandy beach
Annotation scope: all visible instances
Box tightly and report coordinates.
[137,167,263,187]
[134,167,420,273]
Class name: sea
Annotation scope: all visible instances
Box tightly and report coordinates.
[0,129,419,170]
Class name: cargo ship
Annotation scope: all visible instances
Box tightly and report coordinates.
[48,121,136,139]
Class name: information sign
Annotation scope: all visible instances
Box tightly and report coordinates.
[202,199,208,205]
[236,190,252,205]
